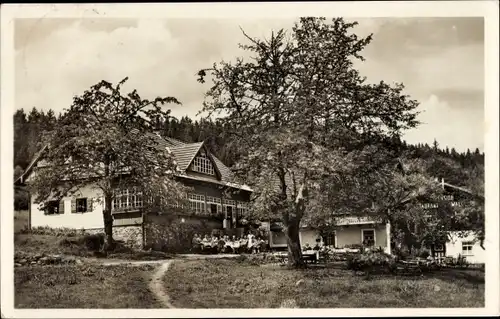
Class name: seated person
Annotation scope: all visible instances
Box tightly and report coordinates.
[231,236,241,253]
[261,238,270,252]
[211,235,219,246]
[223,236,234,253]
[217,237,226,253]
[303,243,312,251]
[201,234,210,246]
[253,237,264,253]
[200,235,211,253]
[191,234,202,252]
[205,236,217,253]
[239,237,248,252]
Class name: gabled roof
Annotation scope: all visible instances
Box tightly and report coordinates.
[144,132,184,150]
[14,144,48,185]
[443,182,483,198]
[169,142,205,170]
[212,156,234,182]
[163,136,186,147]
[15,130,252,192]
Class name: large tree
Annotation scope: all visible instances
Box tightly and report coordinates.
[198,18,420,267]
[29,78,188,249]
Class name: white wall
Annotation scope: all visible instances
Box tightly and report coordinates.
[299,229,322,247]
[31,184,105,230]
[269,223,390,254]
[446,231,486,264]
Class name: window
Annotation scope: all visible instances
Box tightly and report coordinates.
[72,197,93,213]
[188,194,205,213]
[322,232,336,247]
[237,201,248,216]
[112,187,144,211]
[362,229,375,247]
[462,242,474,256]
[223,199,236,215]
[222,199,236,228]
[223,199,235,208]
[206,196,222,214]
[226,206,234,228]
[191,153,215,175]
[76,198,87,213]
[226,205,233,218]
[130,190,144,208]
[170,193,187,208]
[434,243,444,251]
[45,200,62,215]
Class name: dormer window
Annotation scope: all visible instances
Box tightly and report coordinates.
[192,152,215,175]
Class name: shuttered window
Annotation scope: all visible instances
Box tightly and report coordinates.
[45,200,64,215]
[71,197,93,213]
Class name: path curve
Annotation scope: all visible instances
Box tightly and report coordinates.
[88,254,239,308]
[148,254,239,308]
[149,260,176,308]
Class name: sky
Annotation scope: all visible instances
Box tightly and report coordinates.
[14,17,485,152]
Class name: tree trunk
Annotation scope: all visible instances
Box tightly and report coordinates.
[103,194,115,251]
[285,218,305,268]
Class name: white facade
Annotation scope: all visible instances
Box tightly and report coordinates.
[446,231,486,264]
[266,221,392,255]
[30,184,105,230]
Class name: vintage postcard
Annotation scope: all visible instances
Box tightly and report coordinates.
[1,1,498,318]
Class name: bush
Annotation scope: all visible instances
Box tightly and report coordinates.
[442,254,469,268]
[145,217,214,253]
[411,247,431,259]
[392,246,410,260]
[83,233,105,252]
[456,254,469,267]
[346,251,397,274]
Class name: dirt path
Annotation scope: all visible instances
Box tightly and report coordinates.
[88,254,239,308]
[149,260,176,308]
[148,254,240,308]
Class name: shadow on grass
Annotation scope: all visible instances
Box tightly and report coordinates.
[427,268,484,285]
[297,263,484,286]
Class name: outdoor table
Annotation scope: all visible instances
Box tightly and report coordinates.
[302,250,319,263]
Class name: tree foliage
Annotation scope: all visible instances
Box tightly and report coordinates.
[197,17,423,267]
[13,21,485,257]
[28,78,188,249]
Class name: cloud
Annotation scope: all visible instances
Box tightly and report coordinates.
[403,95,484,152]
[15,18,296,119]
[355,40,483,103]
[14,18,484,152]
